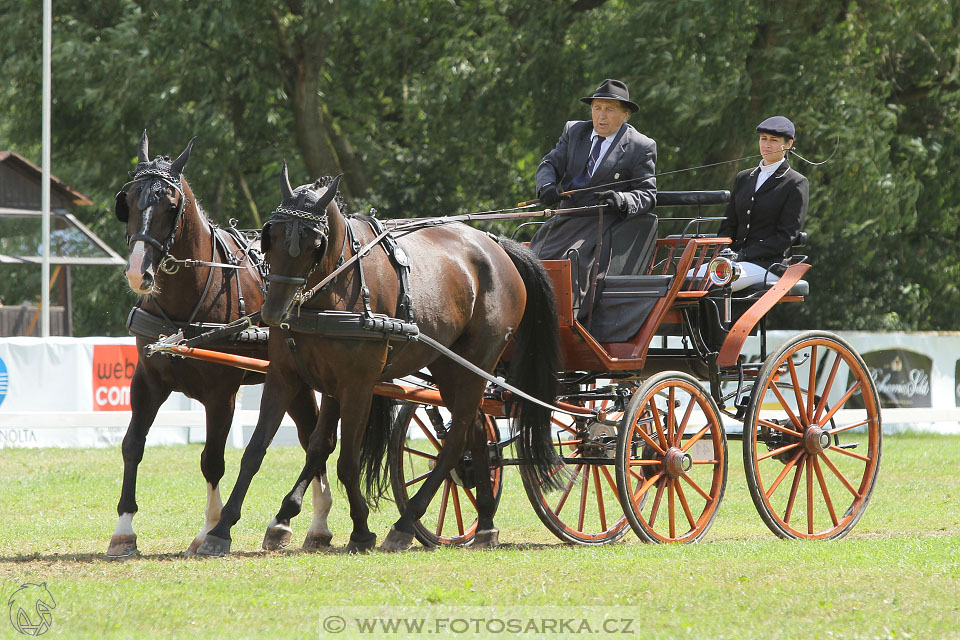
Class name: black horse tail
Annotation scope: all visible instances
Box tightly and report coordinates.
[496,237,567,491]
[359,394,397,506]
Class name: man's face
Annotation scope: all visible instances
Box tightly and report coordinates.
[591,99,631,137]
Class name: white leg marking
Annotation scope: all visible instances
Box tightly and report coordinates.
[197,483,223,538]
[113,512,135,537]
[307,474,333,539]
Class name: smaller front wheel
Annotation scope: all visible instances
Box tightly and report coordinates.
[616,372,728,543]
[389,403,503,547]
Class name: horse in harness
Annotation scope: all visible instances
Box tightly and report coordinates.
[195,164,564,555]
[107,133,327,557]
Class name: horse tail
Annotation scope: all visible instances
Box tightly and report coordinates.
[496,237,567,491]
[359,394,397,506]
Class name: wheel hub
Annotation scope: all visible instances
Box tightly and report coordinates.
[663,447,693,478]
[583,421,617,459]
[803,426,831,454]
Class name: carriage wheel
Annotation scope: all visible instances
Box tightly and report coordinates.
[389,402,503,547]
[518,386,631,545]
[743,331,881,540]
[616,372,728,543]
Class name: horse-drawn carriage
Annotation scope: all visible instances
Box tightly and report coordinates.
[109,134,880,558]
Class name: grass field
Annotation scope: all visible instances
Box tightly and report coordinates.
[1,433,959,639]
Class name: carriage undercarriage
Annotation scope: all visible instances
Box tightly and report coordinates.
[149,190,881,548]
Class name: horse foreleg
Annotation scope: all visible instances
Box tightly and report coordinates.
[196,375,296,557]
[186,394,235,556]
[264,396,339,551]
[108,368,170,559]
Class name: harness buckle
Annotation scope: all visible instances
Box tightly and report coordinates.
[159,255,180,274]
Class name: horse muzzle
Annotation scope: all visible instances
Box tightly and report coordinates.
[262,273,306,326]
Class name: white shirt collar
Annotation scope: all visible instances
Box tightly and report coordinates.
[758,157,785,174]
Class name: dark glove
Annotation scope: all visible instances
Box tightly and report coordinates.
[539,183,561,207]
[599,190,627,214]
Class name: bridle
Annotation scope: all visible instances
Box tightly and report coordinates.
[117,163,189,268]
[263,205,335,299]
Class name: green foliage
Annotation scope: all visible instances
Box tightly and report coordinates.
[1,0,958,333]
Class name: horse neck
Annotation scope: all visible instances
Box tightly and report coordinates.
[319,204,350,278]
[175,179,214,260]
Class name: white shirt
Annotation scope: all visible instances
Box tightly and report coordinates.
[755,158,785,191]
[588,126,621,176]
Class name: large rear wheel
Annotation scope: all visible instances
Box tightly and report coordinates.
[616,372,728,543]
[389,403,503,547]
[743,331,882,540]
[518,384,631,545]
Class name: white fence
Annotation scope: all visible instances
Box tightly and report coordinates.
[1,332,959,449]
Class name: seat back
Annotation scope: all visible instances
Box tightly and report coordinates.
[605,213,658,276]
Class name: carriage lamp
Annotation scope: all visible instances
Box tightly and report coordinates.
[707,256,742,288]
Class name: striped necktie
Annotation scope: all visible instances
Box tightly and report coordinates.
[587,136,605,176]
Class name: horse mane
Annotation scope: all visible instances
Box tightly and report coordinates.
[310,175,347,214]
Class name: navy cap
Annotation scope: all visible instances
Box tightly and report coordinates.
[756,115,795,140]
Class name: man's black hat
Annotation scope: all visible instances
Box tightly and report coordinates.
[756,115,796,140]
[580,79,639,113]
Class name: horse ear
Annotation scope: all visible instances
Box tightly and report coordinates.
[313,174,342,213]
[260,222,271,253]
[115,191,129,222]
[279,159,294,201]
[169,136,197,176]
[138,130,149,163]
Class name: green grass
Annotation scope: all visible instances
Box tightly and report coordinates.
[1,433,959,639]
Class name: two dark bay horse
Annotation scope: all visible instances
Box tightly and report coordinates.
[196,165,562,555]
[108,133,328,557]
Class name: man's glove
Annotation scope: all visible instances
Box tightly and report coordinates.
[539,184,561,207]
[599,190,627,214]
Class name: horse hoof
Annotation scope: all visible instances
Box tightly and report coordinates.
[185,537,205,557]
[302,532,333,551]
[195,534,231,557]
[472,528,499,550]
[380,526,415,553]
[346,533,377,554]
[262,525,293,551]
[106,534,138,559]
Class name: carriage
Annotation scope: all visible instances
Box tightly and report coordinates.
[115,135,880,555]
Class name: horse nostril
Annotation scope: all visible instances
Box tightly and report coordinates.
[141,271,154,289]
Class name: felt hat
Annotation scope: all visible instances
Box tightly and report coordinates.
[580,79,639,113]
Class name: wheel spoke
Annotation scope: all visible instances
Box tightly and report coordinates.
[818,381,862,426]
[681,424,712,452]
[786,357,811,426]
[555,438,583,448]
[403,446,438,461]
[812,456,839,526]
[600,465,620,499]
[554,464,583,516]
[649,477,666,527]
[436,480,451,536]
[632,420,666,457]
[806,455,815,535]
[413,415,444,452]
[807,345,818,421]
[813,353,843,423]
[828,419,871,435]
[592,466,607,531]
[829,445,871,463]
[757,416,802,437]
[578,463,590,531]
[819,451,861,498]
[404,469,433,489]
[675,480,697,530]
[649,400,669,450]
[770,383,805,432]
[668,481,676,539]
[764,449,804,499]
[551,417,578,436]
[450,485,465,536]
[757,442,800,462]
[673,396,697,446]
[783,456,805,524]
[461,485,479,510]
[666,387,677,444]
[680,471,712,501]
[633,471,665,504]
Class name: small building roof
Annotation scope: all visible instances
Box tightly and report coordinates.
[0,150,93,207]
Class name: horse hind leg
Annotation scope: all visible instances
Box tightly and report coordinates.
[468,415,499,550]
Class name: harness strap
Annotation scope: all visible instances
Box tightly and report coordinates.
[365,216,415,324]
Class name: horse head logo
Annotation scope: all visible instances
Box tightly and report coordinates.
[7,583,56,636]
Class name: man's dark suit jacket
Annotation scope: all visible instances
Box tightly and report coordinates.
[718,161,809,268]
[529,121,657,318]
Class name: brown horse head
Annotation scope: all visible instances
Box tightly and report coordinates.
[260,162,342,326]
[116,130,196,294]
